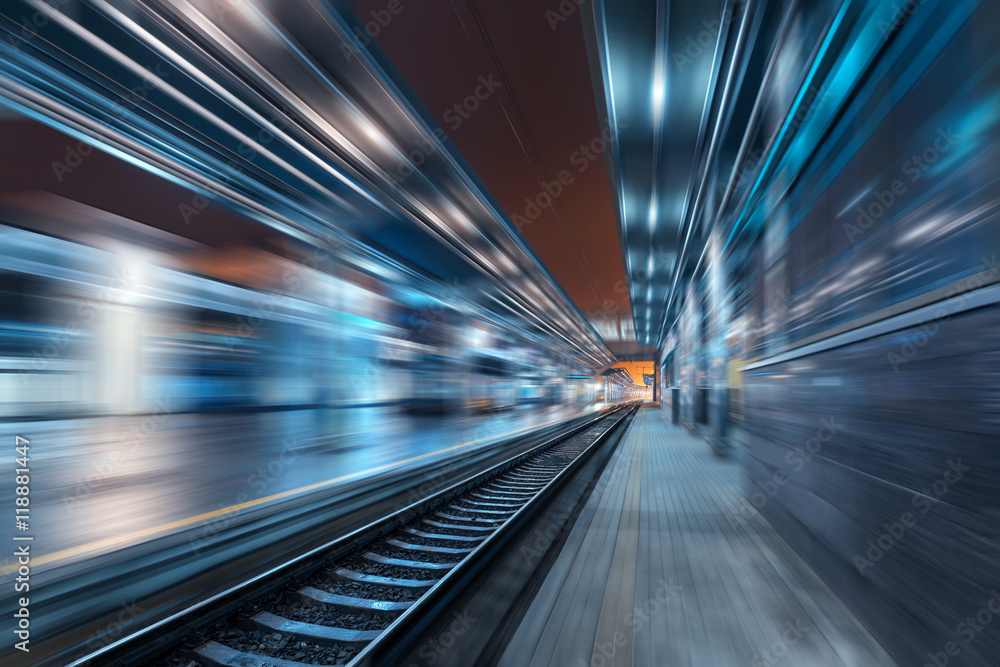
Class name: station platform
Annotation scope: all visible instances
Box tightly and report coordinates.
[1,404,594,582]
[498,406,896,667]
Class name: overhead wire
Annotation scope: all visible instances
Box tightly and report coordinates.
[448,0,613,322]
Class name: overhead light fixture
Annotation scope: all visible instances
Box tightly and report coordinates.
[360,119,391,149]
[652,58,666,128]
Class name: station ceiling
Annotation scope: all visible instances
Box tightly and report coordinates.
[343,0,640,357]
[344,0,752,360]
[0,0,798,365]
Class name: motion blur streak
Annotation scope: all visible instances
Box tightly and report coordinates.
[0,0,631,663]
[0,408,578,577]
[0,0,998,666]
[597,0,1000,664]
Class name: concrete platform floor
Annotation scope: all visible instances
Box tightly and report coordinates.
[499,406,896,667]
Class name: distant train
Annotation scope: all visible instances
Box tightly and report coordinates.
[0,218,602,421]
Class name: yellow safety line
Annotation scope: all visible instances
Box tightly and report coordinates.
[2,413,577,574]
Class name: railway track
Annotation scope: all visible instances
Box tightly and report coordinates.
[74,405,636,667]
